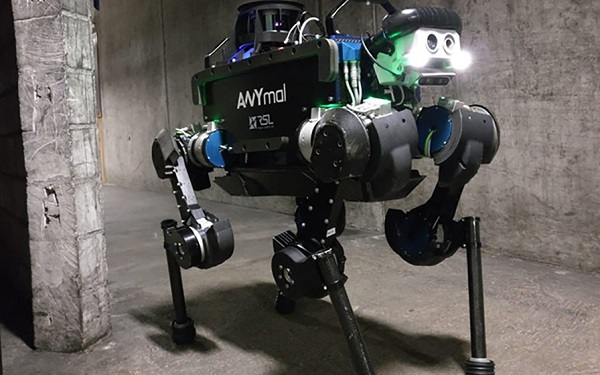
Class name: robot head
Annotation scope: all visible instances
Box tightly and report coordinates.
[370,7,472,87]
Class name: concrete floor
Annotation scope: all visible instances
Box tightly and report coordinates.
[2,185,600,374]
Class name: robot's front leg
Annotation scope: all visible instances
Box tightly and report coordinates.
[462,217,495,375]
[152,129,235,344]
[271,183,374,375]
[385,99,499,374]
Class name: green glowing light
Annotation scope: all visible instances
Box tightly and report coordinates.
[318,103,343,109]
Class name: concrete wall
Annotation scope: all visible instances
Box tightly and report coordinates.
[451,0,600,271]
[97,0,600,271]
[1,0,110,351]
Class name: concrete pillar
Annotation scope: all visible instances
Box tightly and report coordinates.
[0,0,33,347]
[5,0,110,351]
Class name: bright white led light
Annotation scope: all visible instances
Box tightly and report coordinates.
[451,51,472,70]
[405,51,430,68]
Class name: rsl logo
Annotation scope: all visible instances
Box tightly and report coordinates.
[249,116,257,129]
[237,83,287,109]
[249,114,274,130]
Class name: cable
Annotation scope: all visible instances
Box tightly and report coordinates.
[299,17,320,43]
[397,85,405,105]
[284,11,309,44]
[284,21,301,44]
[360,31,399,78]
[346,79,356,106]
[357,64,363,103]
[349,60,361,104]
[344,62,356,106]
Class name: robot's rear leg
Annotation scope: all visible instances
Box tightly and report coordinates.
[161,219,196,345]
[153,131,234,345]
[271,183,374,374]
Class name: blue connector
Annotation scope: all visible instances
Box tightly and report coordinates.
[330,35,362,61]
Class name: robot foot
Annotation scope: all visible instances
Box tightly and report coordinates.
[171,317,196,345]
[274,291,296,315]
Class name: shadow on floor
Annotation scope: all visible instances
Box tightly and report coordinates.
[132,282,469,374]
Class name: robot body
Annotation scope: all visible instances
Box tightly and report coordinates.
[151,1,499,373]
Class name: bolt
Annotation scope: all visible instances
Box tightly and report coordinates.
[308,206,313,211]
[328,96,334,102]
[278,275,283,280]
[314,188,320,194]
[328,199,334,204]
[324,219,329,224]
[285,284,290,289]
[172,191,177,194]
[321,239,326,244]
[279,265,283,270]
[335,180,340,185]
[301,222,306,228]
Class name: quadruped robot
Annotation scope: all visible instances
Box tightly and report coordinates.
[152,1,499,374]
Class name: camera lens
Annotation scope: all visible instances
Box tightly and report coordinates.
[427,34,438,52]
[444,35,456,54]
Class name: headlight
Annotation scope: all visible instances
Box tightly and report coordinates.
[450,50,472,70]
